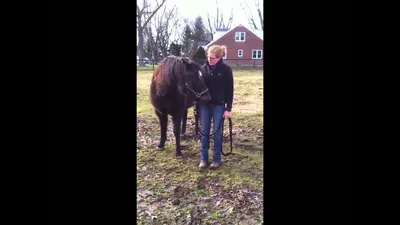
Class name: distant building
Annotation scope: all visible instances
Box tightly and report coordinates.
[204,24,263,67]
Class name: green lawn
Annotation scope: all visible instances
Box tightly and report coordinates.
[137,65,159,71]
[137,70,264,224]
[137,64,262,72]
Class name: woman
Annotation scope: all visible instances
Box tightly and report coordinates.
[199,45,234,169]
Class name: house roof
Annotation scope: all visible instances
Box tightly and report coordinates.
[197,41,209,47]
[204,24,263,49]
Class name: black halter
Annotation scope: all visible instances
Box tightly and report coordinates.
[185,70,209,99]
[185,84,209,98]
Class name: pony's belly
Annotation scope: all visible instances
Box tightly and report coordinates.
[154,99,178,115]
[159,100,191,116]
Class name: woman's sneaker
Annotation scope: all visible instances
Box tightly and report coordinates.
[199,161,208,169]
[210,162,221,169]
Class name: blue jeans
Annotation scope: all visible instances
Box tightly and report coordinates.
[199,104,225,163]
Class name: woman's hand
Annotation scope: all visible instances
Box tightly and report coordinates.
[223,110,231,119]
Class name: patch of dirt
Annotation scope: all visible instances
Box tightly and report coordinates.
[137,151,264,224]
[137,70,264,224]
[137,185,263,225]
[136,112,264,224]
[234,143,263,151]
[137,116,264,151]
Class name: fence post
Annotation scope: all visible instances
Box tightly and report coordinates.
[236,59,239,69]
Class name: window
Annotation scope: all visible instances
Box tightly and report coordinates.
[252,49,263,59]
[238,49,243,57]
[235,32,245,42]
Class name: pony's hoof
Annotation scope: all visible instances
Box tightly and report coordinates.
[157,146,164,150]
[175,155,183,159]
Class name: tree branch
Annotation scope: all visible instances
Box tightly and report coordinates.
[142,0,167,29]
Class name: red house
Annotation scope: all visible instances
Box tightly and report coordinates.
[203,24,263,67]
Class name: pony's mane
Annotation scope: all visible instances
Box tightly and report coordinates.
[153,56,188,85]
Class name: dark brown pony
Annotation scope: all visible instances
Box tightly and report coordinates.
[150,56,210,157]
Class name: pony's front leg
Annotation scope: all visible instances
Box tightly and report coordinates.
[181,109,188,137]
[172,115,183,158]
[155,111,167,149]
[194,104,201,136]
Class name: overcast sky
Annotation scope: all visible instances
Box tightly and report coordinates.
[167,0,261,28]
[137,0,263,44]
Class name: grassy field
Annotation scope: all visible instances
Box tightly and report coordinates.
[137,70,264,224]
[137,65,263,72]
[137,65,159,71]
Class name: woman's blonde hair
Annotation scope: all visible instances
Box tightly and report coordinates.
[207,45,227,58]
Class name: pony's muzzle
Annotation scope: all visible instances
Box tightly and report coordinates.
[199,93,211,103]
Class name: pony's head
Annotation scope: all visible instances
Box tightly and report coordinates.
[180,57,210,104]
[153,56,210,103]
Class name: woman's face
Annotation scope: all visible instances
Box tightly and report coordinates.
[208,52,220,66]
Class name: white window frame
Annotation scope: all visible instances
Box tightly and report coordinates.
[238,49,243,57]
[235,32,246,42]
[252,49,263,59]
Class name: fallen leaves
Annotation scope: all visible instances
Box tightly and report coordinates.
[136,70,264,224]
[137,116,264,150]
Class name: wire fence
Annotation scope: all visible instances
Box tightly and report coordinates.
[137,58,263,70]
[221,58,264,69]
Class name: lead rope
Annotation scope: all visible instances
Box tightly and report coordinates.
[193,103,234,156]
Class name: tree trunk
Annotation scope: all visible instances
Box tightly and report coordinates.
[138,27,145,66]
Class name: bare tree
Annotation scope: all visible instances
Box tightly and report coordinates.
[136,0,167,66]
[143,4,179,63]
[240,0,263,30]
[143,19,158,62]
[255,0,264,30]
[205,0,233,40]
[157,5,180,59]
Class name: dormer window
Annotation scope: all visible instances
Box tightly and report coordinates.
[235,32,245,42]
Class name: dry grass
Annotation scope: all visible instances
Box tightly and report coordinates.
[136,69,264,225]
